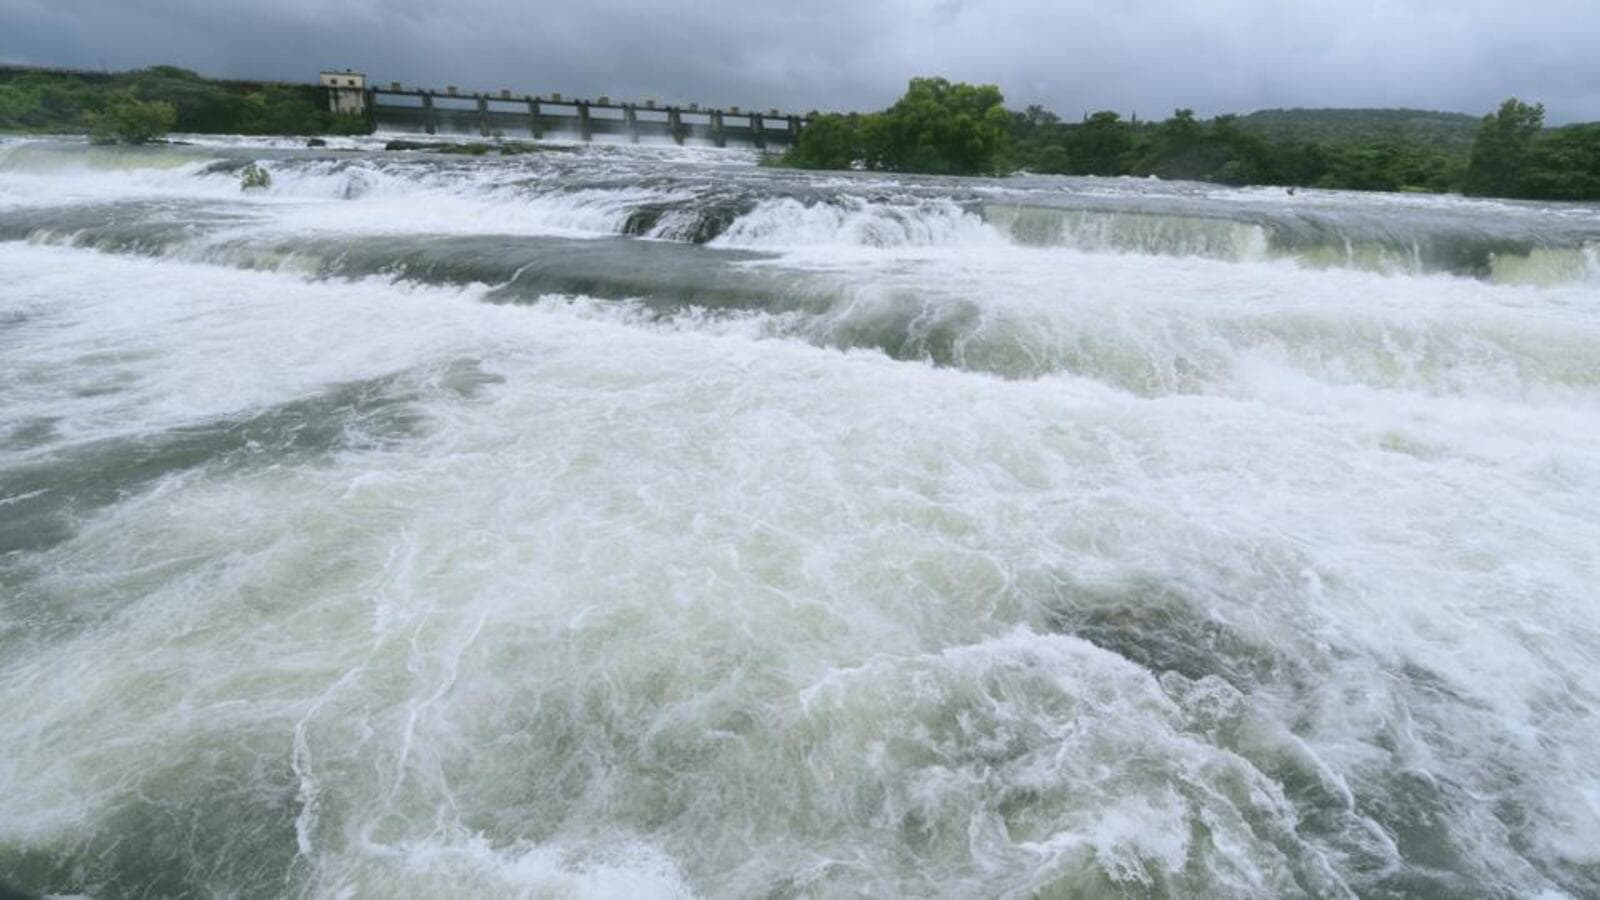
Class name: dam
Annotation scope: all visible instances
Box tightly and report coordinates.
[324,69,811,146]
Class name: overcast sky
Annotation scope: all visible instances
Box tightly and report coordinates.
[4,0,1598,122]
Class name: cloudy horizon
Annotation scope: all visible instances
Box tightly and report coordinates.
[3,0,1598,123]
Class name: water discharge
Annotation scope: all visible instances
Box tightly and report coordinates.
[1,135,1598,898]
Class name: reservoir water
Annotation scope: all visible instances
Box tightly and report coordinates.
[1,135,1598,898]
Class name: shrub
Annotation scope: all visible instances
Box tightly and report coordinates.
[85,91,177,144]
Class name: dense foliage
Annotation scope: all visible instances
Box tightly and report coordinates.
[1520,124,1600,201]
[782,113,862,170]
[85,91,176,144]
[786,79,1599,200]
[1001,106,1473,192]
[0,66,370,136]
[784,77,1010,175]
[1458,99,1600,201]
[1234,108,1481,152]
[1463,99,1545,196]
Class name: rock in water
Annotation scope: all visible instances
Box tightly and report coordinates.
[240,163,271,191]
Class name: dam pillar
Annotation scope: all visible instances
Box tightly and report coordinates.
[422,92,436,135]
[667,108,684,145]
[577,101,592,141]
[527,98,542,139]
[788,115,801,142]
[476,94,489,136]
[711,110,725,148]
[750,113,765,149]
[624,104,639,143]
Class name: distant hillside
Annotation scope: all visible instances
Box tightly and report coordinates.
[1236,108,1482,151]
[0,64,365,137]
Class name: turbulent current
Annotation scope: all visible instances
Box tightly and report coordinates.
[1,135,1598,899]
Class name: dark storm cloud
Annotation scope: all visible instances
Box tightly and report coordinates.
[4,0,1598,121]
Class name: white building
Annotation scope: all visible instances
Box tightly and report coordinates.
[319,70,368,116]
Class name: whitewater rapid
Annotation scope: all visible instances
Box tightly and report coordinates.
[1,135,1598,899]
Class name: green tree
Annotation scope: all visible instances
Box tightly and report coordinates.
[85,91,177,144]
[1164,108,1201,144]
[1519,124,1600,201]
[784,113,863,169]
[120,67,247,132]
[0,66,357,138]
[1133,108,1231,181]
[1010,104,1060,137]
[1067,111,1133,175]
[866,77,1011,175]
[784,77,1010,175]
[239,86,329,135]
[1029,144,1072,174]
[0,72,102,130]
[1463,98,1544,196]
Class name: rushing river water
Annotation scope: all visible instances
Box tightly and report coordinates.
[1,134,1598,899]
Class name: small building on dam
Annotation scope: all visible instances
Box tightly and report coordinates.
[320,70,369,116]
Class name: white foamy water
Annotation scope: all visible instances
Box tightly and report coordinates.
[1,137,1599,899]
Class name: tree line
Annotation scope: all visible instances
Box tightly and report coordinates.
[0,66,369,142]
[783,78,1600,202]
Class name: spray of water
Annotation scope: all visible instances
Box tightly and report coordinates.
[1,137,1599,898]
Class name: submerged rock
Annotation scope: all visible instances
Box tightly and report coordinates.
[381,138,559,156]
[239,163,271,191]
